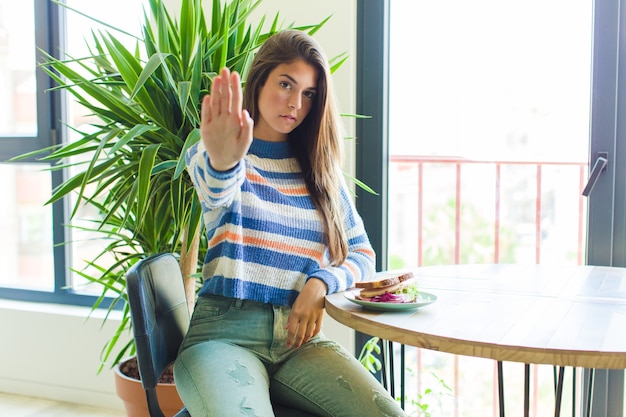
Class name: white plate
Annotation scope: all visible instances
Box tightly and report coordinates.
[344,290,437,311]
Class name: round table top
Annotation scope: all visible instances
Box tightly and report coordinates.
[325,263,626,369]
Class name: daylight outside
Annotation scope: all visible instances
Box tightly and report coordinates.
[387,0,592,415]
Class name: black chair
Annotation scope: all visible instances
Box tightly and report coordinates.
[127,252,318,417]
[127,252,191,417]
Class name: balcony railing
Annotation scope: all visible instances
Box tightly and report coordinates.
[384,155,589,416]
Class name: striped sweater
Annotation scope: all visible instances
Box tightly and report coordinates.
[186,138,376,307]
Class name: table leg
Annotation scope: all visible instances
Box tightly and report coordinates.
[379,338,388,391]
[379,340,407,411]
[497,361,505,417]
[584,369,594,417]
[400,343,405,410]
[388,340,396,400]
[571,368,576,417]
[524,364,530,417]
[553,366,565,417]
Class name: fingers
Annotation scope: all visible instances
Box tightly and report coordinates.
[286,309,323,349]
[220,68,232,115]
[231,71,243,116]
[287,320,318,349]
[200,94,212,125]
[209,72,222,117]
[240,109,254,140]
[209,68,244,117]
[202,68,248,136]
[209,68,228,118]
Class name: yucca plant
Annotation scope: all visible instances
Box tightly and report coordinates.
[14,0,332,372]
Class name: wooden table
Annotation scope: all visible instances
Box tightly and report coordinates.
[325,263,626,415]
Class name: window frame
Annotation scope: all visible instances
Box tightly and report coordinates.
[354,0,390,355]
[355,0,390,270]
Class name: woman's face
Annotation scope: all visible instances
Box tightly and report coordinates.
[253,59,319,142]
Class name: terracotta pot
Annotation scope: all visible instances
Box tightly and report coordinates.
[114,358,184,417]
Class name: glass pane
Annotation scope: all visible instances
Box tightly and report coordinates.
[63,0,147,293]
[389,0,591,269]
[388,0,592,415]
[0,1,37,136]
[64,0,147,128]
[0,164,54,290]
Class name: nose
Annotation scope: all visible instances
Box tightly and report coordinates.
[289,93,302,110]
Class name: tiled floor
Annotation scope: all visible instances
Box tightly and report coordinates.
[0,392,122,417]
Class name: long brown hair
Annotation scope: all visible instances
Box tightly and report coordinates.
[243,30,347,265]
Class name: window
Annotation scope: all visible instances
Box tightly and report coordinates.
[0,0,144,305]
[0,0,57,300]
[355,0,626,414]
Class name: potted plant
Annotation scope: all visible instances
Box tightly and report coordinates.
[13,0,337,415]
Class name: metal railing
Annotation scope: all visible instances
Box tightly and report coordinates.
[390,155,588,265]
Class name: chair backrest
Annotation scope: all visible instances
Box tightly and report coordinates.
[127,252,191,417]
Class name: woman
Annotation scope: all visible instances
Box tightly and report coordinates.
[175,29,407,417]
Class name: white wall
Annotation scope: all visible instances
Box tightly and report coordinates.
[246,0,359,176]
[0,300,128,409]
[0,0,357,410]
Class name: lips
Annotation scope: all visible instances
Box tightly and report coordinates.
[281,114,297,122]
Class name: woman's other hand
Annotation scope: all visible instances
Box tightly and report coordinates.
[286,278,328,348]
[201,67,254,171]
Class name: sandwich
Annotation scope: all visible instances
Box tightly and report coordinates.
[354,271,417,303]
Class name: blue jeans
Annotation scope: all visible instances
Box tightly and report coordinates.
[174,294,407,417]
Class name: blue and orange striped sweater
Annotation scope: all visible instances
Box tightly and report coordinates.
[186,138,376,307]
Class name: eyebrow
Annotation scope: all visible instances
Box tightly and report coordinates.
[279,74,317,91]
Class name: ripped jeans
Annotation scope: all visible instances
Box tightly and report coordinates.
[174,294,407,417]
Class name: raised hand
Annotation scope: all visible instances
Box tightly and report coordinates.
[200,67,254,171]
